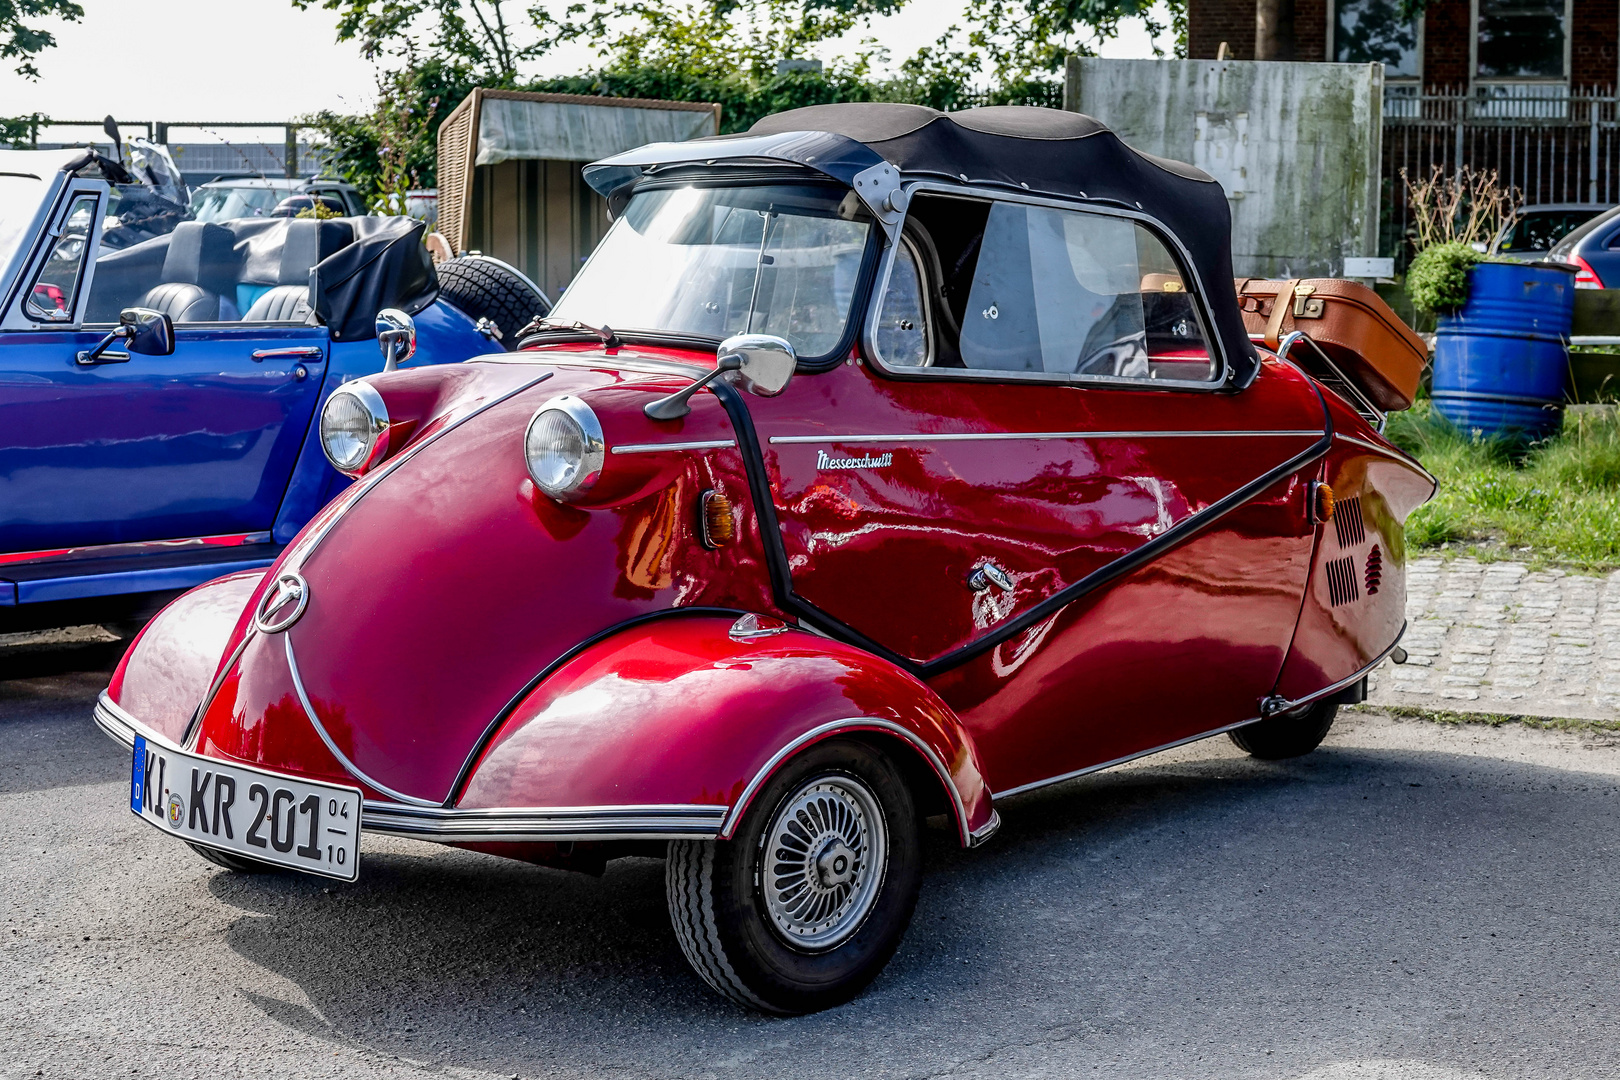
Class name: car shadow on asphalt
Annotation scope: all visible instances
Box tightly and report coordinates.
[0,643,130,796]
[203,741,1620,1078]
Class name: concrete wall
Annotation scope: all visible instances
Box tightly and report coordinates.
[1065,57,1382,279]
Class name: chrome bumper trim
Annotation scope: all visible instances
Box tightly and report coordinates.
[93,691,156,750]
[360,801,729,843]
[1259,621,1407,718]
[967,809,1001,848]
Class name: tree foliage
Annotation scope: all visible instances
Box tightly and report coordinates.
[296,0,1177,200]
[1,0,83,80]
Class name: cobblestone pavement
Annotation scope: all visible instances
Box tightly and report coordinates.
[1367,556,1620,721]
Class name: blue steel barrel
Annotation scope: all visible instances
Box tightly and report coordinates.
[1431,261,1576,441]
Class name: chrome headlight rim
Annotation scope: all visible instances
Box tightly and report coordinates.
[524,394,605,502]
[321,380,391,478]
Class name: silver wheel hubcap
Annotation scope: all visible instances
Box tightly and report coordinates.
[762,775,887,951]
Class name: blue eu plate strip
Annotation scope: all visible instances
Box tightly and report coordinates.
[131,736,146,814]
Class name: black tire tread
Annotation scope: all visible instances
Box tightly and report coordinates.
[435,256,549,350]
[188,842,284,874]
[665,839,777,1012]
[1229,701,1339,759]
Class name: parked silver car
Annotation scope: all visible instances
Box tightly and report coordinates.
[189,177,367,222]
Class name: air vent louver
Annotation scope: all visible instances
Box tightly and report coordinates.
[1326,555,1361,606]
[1365,544,1382,595]
[1333,495,1365,548]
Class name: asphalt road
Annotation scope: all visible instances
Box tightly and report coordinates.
[4,636,1620,1079]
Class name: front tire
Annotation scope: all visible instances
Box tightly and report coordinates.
[666,740,921,1014]
[1229,700,1339,759]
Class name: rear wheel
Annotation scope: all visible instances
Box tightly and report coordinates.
[188,843,285,874]
[1229,700,1339,760]
[435,255,550,350]
[666,740,921,1014]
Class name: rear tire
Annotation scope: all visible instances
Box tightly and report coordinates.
[666,739,922,1014]
[188,843,285,874]
[1229,700,1339,760]
[435,255,550,350]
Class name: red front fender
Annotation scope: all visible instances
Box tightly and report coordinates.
[458,614,998,846]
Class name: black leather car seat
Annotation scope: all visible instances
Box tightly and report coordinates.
[137,222,238,322]
[244,285,312,322]
[140,281,219,322]
[240,218,350,323]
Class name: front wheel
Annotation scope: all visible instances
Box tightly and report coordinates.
[666,739,921,1014]
[1229,700,1339,760]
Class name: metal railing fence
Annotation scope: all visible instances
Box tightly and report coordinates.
[1383,84,1620,262]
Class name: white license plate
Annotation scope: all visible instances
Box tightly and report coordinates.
[130,735,362,881]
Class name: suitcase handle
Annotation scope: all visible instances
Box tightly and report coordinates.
[1263,279,1299,351]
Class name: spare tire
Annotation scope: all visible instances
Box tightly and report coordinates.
[435,255,551,350]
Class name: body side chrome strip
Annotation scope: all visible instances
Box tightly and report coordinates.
[360,800,727,842]
[283,634,440,808]
[768,430,1325,445]
[992,714,1267,800]
[0,530,274,569]
[994,623,1406,800]
[718,716,975,847]
[1261,621,1407,718]
[1334,432,1439,486]
[611,439,736,454]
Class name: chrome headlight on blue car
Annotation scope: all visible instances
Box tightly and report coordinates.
[321,381,390,478]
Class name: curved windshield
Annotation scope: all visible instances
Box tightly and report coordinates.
[0,173,49,271]
[550,183,873,358]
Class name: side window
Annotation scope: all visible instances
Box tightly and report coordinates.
[877,194,1216,384]
[872,236,930,367]
[25,194,98,322]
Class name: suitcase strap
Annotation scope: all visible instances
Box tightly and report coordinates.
[1264,279,1299,351]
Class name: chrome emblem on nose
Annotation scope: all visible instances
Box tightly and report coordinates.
[254,571,309,634]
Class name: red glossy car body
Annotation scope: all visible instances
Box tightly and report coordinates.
[97,103,1435,1013]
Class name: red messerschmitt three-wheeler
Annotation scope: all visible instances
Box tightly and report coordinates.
[97,103,1436,1014]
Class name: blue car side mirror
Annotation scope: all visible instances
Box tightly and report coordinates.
[76,307,175,366]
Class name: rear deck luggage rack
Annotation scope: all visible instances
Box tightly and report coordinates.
[1265,331,1387,432]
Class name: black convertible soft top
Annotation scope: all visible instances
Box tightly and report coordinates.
[587,103,1256,385]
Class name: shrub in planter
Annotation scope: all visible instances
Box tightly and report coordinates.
[1406,241,1479,315]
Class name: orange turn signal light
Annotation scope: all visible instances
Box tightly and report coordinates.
[700,489,735,548]
[1312,482,1336,524]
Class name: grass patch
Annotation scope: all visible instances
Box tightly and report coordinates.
[1356,703,1620,736]
[1385,400,1620,570]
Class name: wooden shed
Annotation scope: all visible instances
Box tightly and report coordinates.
[436,88,721,301]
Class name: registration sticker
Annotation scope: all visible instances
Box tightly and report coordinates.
[130,735,363,881]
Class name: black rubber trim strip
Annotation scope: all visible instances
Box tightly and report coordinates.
[712,376,1336,680]
[444,605,751,807]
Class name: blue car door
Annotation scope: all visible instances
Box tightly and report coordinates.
[0,184,329,554]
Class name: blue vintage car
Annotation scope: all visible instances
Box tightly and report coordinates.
[0,148,547,631]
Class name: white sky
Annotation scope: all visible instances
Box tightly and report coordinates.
[3,0,1175,142]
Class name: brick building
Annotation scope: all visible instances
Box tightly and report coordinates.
[1188,0,1618,91]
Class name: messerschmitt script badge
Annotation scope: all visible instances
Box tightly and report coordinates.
[816,449,893,471]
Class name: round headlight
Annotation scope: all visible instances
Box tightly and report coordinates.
[320,381,390,478]
[524,395,604,502]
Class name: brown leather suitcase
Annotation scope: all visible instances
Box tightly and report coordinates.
[1235,278,1428,412]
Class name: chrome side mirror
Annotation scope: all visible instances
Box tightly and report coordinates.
[377,308,416,372]
[76,306,174,366]
[722,334,796,397]
[122,307,175,356]
[643,334,797,421]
